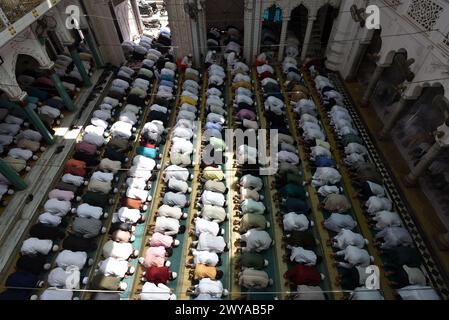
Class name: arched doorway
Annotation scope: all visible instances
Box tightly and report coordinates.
[287,4,308,57]
[306,4,339,58]
[15,54,42,80]
[261,4,282,57]
[14,54,59,112]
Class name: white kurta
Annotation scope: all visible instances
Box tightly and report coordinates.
[194,278,225,298]
[288,246,317,265]
[21,238,53,256]
[324,213,357,232]
[196,233,226,253]
[44,199,72,217]
[333,229,367,249]
[141,282,176,300]
[102,240,134,260]
[283,213,311,232]
[76,203,103,220]
[157,204,184,220]
[241,229,272,252]
[55,250,87,270]
[194,218,220,236]
[38,212,62,226]
[48,266,80,289]
[98,257,129,277]
[201,190,225,207]
[192,249,219,266]
[114,207,141,224]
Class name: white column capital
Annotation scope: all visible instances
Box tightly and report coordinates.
[308,15,317,22]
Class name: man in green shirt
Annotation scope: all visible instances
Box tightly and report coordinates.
[236,213,270,233]
[237,252,269,270]
[209,136,227,152]
[278,183,308,200]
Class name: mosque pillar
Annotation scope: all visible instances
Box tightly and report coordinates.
[197,2,208,60]
[68,43,92,87]
[81,28,103,68]
[378,96,414,139]
[343,25,374,80]
[57,1,104,68]
[277,16,290,62]
[325,0,360,71]
[0,160,27,190]
[301,15,317,62]
[243,0,254,63]
[251,0,263,62]
[404,120,449,187]
[345,41,369,80]
[130,0,145,34]
[82,0,126,66]
[181,0,202,67]
[361,64,385,106]
[166,0,193,61]
[48,70,76,112]
[19,100,55,145]
[0,98,55,145]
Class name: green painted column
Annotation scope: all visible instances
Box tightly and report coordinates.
[0,159,27,190]
[49,72,76,112]
[82,29,103,68]
[0,99,55,145]
[0,99,26,117]
[69,43,92,87]
[22,102,55,145]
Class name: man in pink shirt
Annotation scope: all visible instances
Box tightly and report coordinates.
[48,189,79,202]
[149,232,180,248]
[138,247,172,268]
[235,109,256,121]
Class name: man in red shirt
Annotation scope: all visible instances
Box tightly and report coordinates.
[284,264,324,289]
[64,159,86,177]
[143,266,177,285]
